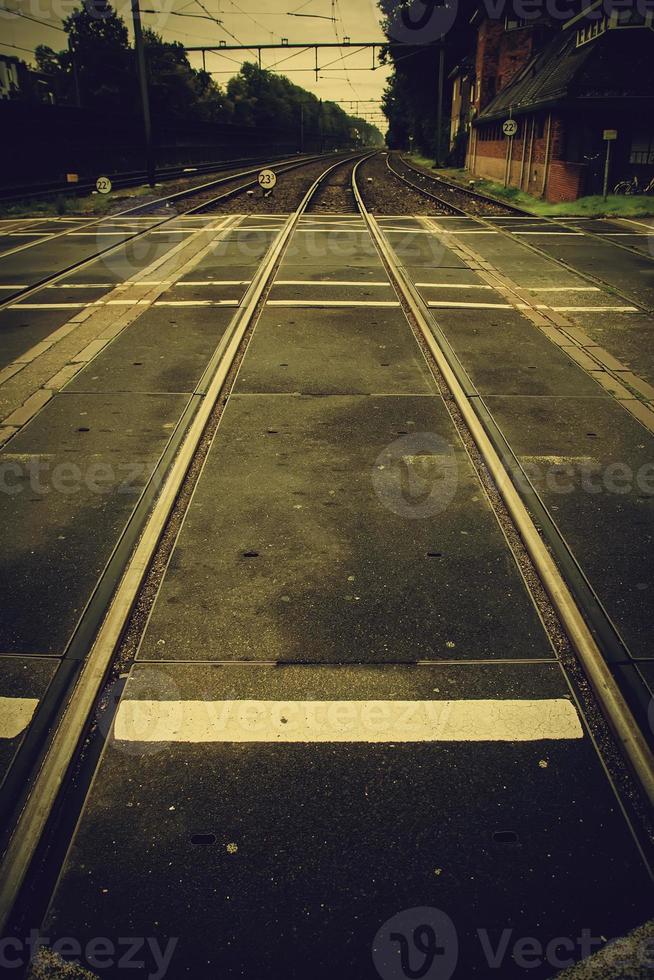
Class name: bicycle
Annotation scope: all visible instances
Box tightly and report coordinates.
[613,175,654,195]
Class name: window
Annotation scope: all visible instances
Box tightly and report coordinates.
[630,134,654,165]
[505,16,528,30]
[576,8,653,45]
[576,16,608,46]
[479,123,504,142]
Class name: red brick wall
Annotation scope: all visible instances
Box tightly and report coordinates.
[546,161,586,202]
[470,113,587,201]
[497,27,535,90]
[474,21,539,111]
[475,20,504,111]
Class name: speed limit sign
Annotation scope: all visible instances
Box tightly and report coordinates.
[258,169,277,192]
[503,119,518,138]
[96,176,112,194]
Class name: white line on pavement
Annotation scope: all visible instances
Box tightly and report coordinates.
[274,280,390,287]
[428,301,513,309]
[416,283,493,289]
[0,697,39,739]
[114,698,584,743]
[266,300,401,307]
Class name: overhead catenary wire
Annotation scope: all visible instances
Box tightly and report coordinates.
[0,5,66,31]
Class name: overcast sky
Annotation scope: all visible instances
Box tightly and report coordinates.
[0,0,390,128]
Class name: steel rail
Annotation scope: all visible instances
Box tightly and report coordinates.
[0,150,373,938]
[0,151,349,310]
[352,158,654,811]
[394,153,530,216]
[0,152,322,266]
[395,155,654,266]
[0,153,305,205]
[392,155,654,319]
[384,154,466,216]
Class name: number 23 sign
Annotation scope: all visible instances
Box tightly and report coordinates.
[258,169,277,191]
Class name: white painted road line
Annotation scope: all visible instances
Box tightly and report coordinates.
[177,280,251,286]
[526,287,601,292]
[0,697,39,739]
[267,300,401,308]
[428,301,514,309]
[550,306,639,313]
[10,303,86,310]
[274,280,391,287]
[114,698,584,743]
[513,232,584,237]
[154,300,240,307]
[416,283,493,290]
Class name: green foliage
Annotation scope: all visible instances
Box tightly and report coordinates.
[378,0,475,155]
[33,4,382,146]
[226,63,383,146]
[429,167,654,216]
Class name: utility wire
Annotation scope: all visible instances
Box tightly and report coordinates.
[0,4,65,31]
[0,39,37,54]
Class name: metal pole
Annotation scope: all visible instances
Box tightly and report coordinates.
[603,139,612,200]
[68,36,81,107]
[300,103,304,153]
[131,0,155,187]
[435,42,445,166]
[319,99,324,152]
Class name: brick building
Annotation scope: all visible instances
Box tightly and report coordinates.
[463,3,654,201]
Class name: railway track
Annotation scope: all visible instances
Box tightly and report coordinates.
[0,151,652,974]
[388,152,529,217]
[0,153,310,205]
[0,151,362,311]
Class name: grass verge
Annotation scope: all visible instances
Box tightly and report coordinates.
[407,158,654,219]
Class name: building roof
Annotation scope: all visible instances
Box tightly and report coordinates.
[448,55,474,81]
[476,27,654,122]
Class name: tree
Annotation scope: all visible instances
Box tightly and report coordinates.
[143,30,228,123]
[225,64,383,147]
[63,0,133,110]
[378,0,475,157]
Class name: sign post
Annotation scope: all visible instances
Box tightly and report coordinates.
[503,118,518,187]
[603,129,617,200]
[258,169,277,197]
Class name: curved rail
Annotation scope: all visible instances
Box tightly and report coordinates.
[389,153,529,217]
[0,150,375,936]
[0,151,358,310]
[352,157,654,810]
[0,153,313,205]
